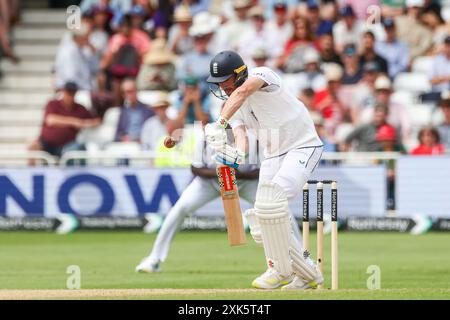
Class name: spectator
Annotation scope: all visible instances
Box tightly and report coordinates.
[86,6,111,86]
[174,75,211,127]
[437,91,450,151]
[375,18,409,79]
[250,47,270,68]
[395,0,433,60]
[375,123,406,153]
[288,48,327,95]
[176,27,215,108]
[343,104,391,151]
[420,6,449,54]
[318,0,338,22]
[375,124,406,210]
[237,5,283,68]
[148,0,175,39]
[167,5,194,55]
[429,35,450,94]
[178,0,210,16]
[305,0,334,38]
[259,0,299,21]
[311,111,338,152]
[317,32,342,65]
[299,87,315,109]
[215,0,252,51]
[359,31,389,75]
[54,22,97,90]
[141,91,173,151]
[27,82,101,165]
[423,0,442,18]
[350,61,380,124]
[341,43,363,85]
[266,1,293,48]
[0,0,19,31]
[277,16,316,73]
[410,126,445,155]
[90,5,112,52]
[372,75,412,142]
[129,5,147,32]
[332,5,366,53]
[115,79,155,142]
[101,13,151,104]
[380,0,406,18]
[80,0,132,15]
[189,11,221,53]
[137,38,177,91]
[0,0,19,69]
[312,63,350,135]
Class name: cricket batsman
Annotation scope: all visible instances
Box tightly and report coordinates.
[205,50,324,289]
[135,130,260,273]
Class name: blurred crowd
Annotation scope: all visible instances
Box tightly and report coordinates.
[1,0,450,164]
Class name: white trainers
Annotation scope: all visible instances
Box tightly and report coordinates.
[281,275,323,290]
[252,268,294,289]
[135,257,161,273]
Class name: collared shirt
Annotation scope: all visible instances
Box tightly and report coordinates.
[54,39,94,90]
[375,40,409,78]
[115,101,155,142]
[40,99,92,146]
[429,54,450,92]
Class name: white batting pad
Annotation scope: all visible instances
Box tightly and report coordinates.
[290,246,320,282]
[244,209,262,245]
[255,181,293,277]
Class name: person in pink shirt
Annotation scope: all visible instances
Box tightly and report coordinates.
[410,126,446,155]
[100,13,151,104]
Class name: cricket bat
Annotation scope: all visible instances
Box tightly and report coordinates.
[216,165,246,246]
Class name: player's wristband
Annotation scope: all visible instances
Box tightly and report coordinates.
[216,116,229,129]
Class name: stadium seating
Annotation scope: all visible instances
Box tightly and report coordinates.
[412,56,434,75]
[394,73,432,94]
[391,90,416,106]
[77,107,121,150]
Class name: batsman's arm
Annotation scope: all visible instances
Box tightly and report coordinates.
[190,165,218,179]
[235,168,259,180]
[232,123,249,154]
[220,77,266,121]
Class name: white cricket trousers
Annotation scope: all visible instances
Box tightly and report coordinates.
[258,146,323,248]
[149,176,258,262]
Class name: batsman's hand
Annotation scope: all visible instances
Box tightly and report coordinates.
[213,146,246,169]
[205,122,227,149]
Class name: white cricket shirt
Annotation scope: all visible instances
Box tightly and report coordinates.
[230,67,323,158]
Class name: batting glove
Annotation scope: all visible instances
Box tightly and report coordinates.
[205,121,227,150]
[213,145,246,169]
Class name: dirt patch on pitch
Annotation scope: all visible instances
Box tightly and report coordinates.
[0,289,264,300]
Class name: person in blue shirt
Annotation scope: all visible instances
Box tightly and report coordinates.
[115,79,155,142]
[375,18,409,79]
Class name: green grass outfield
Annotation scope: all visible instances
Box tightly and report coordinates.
[0,231,449,300]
